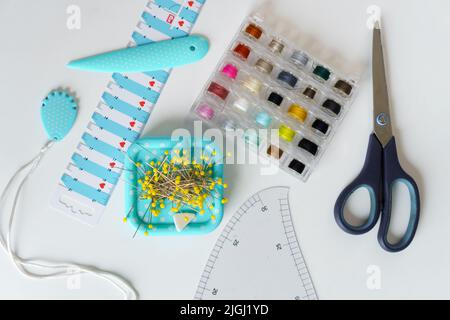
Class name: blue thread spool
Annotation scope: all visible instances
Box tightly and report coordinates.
[277,71,298,88]
[255,111,272,128]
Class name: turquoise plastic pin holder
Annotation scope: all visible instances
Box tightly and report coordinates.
[124,137,224,236]
[40,90,77,141]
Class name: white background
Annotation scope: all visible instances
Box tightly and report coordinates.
[0,0,449,299]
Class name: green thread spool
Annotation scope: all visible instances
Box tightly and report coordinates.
[313,65,331,81]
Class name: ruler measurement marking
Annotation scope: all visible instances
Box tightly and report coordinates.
[195,187,317,300]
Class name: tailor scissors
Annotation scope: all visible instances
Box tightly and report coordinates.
[334,21,420,252]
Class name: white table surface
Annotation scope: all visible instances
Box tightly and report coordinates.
[1,0,449,299]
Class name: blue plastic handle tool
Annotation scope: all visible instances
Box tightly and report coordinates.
[334,134,420,252]
[334,22,420,252]
[67,35,209,73]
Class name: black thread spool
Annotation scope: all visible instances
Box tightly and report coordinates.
[302,86,317,100]
[334,80,353,96]
[267,92,283,106]
[288,159,305,175]
[277,71,298,88]
[312,118,329,134]
[313,65,331,81]
[322,99,342,116]
[298,138,318,156]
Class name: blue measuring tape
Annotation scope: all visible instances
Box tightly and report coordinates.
[52,0,206,225]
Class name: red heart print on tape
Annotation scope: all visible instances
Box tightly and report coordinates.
[188,1,194,7]
[99,183,105,189]
[119,141,126,148]
[149,81,155,87]
[178,20,184,27]
[139,101,145,107]
[130,121,136,128]
[109,162,116,168]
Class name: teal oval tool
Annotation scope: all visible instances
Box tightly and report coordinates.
[40,90,78,141]
[67,35,209,73]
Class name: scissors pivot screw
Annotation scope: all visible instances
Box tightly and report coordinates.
[376,112,389,126]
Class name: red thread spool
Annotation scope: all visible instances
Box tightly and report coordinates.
[244,23,263,40]
[207,82,229,100]
[233,43,251,60]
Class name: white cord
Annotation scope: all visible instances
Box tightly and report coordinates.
[0,141,138,300]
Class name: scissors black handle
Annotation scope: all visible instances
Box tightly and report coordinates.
[334,133,420,252]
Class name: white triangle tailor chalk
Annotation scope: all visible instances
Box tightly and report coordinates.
[173,213,196,232]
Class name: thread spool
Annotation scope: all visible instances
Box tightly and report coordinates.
[298,138,318,156]
[242,76,262,94]
[313,65,331,81]
[334,80,353,96]
[267,145,283,159]
[288,159,305,175]
[207,82,229,100]
[322,99,342,116]
[255,111,272,128]
[196,104,215,120]
[244,23,263,40]
[223,119,237,131]
[221,63,238,79]
[267,92,283,106]
[278,125,295,142]
[291,50,309,67]
[312,118,329,134]
[268,38,284,54]
[302,86,317,100]
[287,104,307,123]
[244,130,260,146]
[233,97,251,112]
[277,71,298,88]
[233,43,251,60]
[254,58,273,74]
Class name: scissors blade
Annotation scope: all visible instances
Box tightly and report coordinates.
[372,22,393,147]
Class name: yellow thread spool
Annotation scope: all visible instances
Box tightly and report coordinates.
[278,125,295,142]
[287,104,307,123]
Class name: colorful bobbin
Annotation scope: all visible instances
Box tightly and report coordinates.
[233,43,251,60]
[298,138,318,156]
[277,71,298,88]
[267,145,283,159]
[288,159,306,174]
[268,38,284,54]
[242,76,262,94]
[233,97,251,112]
[334,80,353,96]
[279,125,295,142]
[322,99,341,116]
[313,65,331,81]
[255,58,273,74]
[221,63,238,79]
[255,112,272,128]
[244,23,263,40]
[291,50,310,67]
[288,104,307,122]
[302,86,317,100]
[196,104,215,120]
[312,118,329,134]
[207,82,229,100]
[268,92,283,106]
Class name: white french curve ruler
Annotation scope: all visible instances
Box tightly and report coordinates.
[195,186,318,300]
[51,0,206,225]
